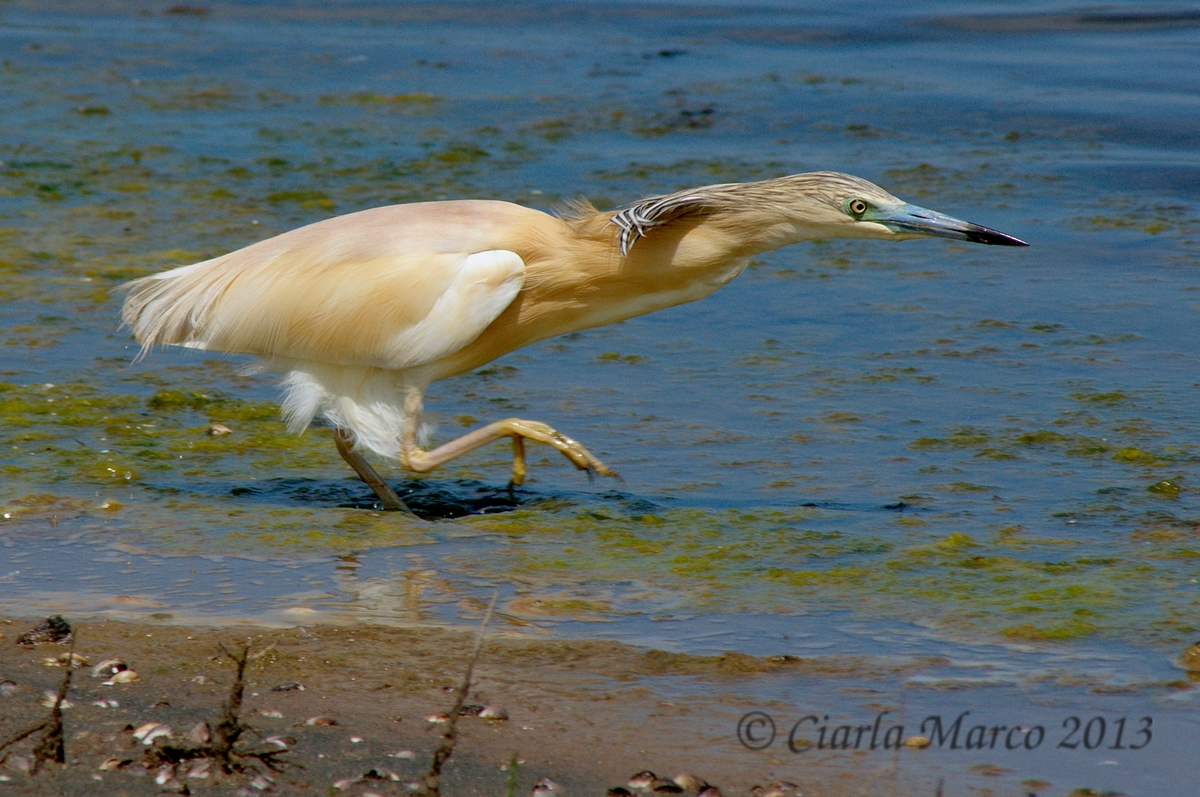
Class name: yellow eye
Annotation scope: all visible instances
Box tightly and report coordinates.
[848,199,868,216]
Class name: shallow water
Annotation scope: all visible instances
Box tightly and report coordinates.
[1,1,1199,792]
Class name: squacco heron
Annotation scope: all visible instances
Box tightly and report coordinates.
[122,172,1026,512]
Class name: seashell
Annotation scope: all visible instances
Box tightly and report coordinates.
[263,735,290,750]
[105,669,140,685]
[305,715,338,726]
[98,757,128,771]
[479,705,509,720]
[43,653,88,668]
[425,712,451,723]
[270,682,305,692]
[142,724,173,745]
[186,759,211,779]
[532,778,565,797]
[904,735,931,749]
[258,709,283,718]
[388,749,416,759]
[92,698,120,708]
[190,675,209,684]
[155,765,175,785]
[208,423,233,436]
[91,658,127,678]
[629,771,658,791]
[249,773,274,790]
[40,690,73,709]
[363,768,399,780]
[186,721,212,743]
[350,736,364,743]
[763,783,800,797]
[673,774,705,792]
[333,778,360,790]
[132,721,159,738]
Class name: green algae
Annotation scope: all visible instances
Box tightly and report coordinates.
[595,352,648,364]
[1148,480,1182,499]
[0,380,339,493]
[320,92,441,107]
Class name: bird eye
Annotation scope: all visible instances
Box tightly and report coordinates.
[848,199,868,216]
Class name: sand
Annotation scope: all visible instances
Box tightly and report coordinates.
[0,616,944,797]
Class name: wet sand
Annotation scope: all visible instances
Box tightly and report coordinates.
[0,616,949,796]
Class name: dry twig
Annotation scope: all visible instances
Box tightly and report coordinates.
[0,635,77,773]
[30,639,74,772]
[417,589,500,797]
[144,642,291,774]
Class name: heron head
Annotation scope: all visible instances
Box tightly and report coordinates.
[781,172,1028,247]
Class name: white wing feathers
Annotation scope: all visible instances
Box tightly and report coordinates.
[379,250,525,369]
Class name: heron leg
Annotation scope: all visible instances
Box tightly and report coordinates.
[399,417,618,483]
[333,428,416,515]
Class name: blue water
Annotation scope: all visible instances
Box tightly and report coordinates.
[1,2,1199,793]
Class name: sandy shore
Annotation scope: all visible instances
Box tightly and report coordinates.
[0,616,950,796]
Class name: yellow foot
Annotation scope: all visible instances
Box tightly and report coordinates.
[503,419,618,479]
[401,416,620,485]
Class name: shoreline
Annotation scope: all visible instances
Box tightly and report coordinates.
[0,616,945,796]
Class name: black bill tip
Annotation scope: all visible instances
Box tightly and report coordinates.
[964,226,1030,247]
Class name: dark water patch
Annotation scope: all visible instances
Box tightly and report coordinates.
[226,476,525,519]
[213,476,931,520]
[936,10,1200,34]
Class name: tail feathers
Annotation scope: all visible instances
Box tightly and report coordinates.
[120,258,238,355]
[278,360,416,460]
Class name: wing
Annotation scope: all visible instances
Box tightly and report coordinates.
[122,202,532,370]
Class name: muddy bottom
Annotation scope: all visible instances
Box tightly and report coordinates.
[0,616,963,797]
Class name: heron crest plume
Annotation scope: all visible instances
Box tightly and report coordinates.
[599,171,899,255]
